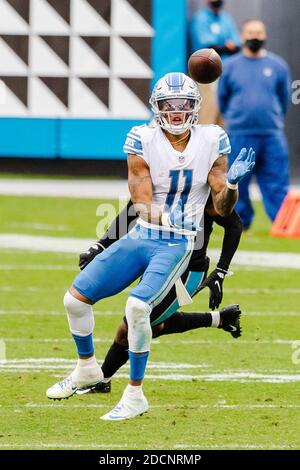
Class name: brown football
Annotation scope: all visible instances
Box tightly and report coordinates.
[188,48,223,84]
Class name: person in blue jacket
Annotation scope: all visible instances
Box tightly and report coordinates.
[218,19,291,229]
[190,0,240,125]
[190,0,241,60]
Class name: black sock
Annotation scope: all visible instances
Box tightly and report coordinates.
[159,311,212,336]
[101,342,129,380]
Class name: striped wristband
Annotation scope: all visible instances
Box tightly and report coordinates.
[226,180,238,190]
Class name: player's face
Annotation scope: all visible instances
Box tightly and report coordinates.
[158,99,195,127]
[242,21,267,42]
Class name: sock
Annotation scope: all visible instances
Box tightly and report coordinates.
[211,311,220,328]
[72,333,94,356]
[159,312,213,336]
[128,351,149,382]
[77,356,98,367]
[101,342,129,381]
[72,354,103,387]
[125,383,142,395]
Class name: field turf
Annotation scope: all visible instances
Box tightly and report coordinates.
[0,191,299,450]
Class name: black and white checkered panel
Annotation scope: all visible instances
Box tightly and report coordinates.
[0,0,153,118]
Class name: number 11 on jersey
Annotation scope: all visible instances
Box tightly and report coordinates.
[165,169,193,211]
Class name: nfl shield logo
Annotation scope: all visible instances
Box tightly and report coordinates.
[179,155,185,164]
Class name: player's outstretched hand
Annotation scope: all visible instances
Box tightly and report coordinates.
[79,242,105,270]
[168,199,197,232]
[198,268,227,310]
[227,148,256,185]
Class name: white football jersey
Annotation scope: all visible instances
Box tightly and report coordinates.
[123,124,231,235]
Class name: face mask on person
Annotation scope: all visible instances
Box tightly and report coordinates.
[209,0,224,10]
[245,38,265,53]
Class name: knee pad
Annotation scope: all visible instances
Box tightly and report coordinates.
[125,296,152,353]
[64,291,94,337]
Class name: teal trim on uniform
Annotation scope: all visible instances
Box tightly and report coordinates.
[151,298,180,327]
[185,271,205,297]
[150,270,205,327]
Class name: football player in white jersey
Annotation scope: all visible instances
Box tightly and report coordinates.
[46,72,255,421]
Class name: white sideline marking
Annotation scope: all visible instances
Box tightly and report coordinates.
[245,312,300,317]
[0,443,293,449]
[0,234,94,254]
[0,287,66,292]
[0,265,76,271]
[174,444,292,450]
[18,403,300,410]
[2,337,299,346]
[1,233,300,269]
[0,443,292,449]
[1,370,299,382]
[0,178,130,199]
[0,443,129,449]
[0,310,121,316]
[9,222,68,232]
[2,179,299,201]
[209,249,300,270]
[1,359,300,382]
[0,358,209,370]
[2,402,299,423]
[225,288,300,294]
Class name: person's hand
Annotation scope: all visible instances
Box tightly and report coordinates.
[167,200,197,232]
[227,148,256,185]
[198,267,228,310]
[225,40,236,50]
[79,242,105,270]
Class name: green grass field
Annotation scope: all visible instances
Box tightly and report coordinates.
[0,189,300,450]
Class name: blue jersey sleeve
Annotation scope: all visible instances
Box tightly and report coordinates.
[219,128,231,154]
[123,127,143,157]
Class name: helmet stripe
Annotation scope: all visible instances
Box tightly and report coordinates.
[167,72,184,91]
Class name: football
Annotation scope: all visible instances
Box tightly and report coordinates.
[188,48,223,84]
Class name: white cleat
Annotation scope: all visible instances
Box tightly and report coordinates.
[100,387,149,421]
[46,361,103,400]
[46,374,78,400]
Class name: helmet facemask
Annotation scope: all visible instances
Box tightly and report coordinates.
[149,73,202,135]
[154,98,201,135]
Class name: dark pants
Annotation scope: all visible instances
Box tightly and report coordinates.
[229,133,289,228]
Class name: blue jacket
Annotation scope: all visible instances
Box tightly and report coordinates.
[190,7,240,59]
[218,52,291,134]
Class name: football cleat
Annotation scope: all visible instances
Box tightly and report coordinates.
[219,304,242,338]
[46,374,78,400]
[46,363,103,400]
[100,387,148,421]
[76,380,111,395]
